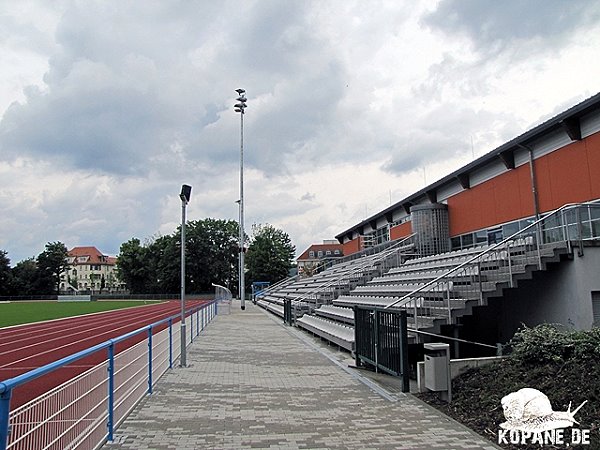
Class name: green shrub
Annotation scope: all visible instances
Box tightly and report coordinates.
[509,324,600,364]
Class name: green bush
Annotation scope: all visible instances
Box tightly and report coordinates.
[509,324,600,364]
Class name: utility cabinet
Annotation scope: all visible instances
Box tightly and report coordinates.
[423,343,451,402]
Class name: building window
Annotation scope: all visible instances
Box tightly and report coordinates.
[450,236,461,250]
[461,233,474,248]
[334,250,340,255]
[326,250,332,256]
[317,251,323,257]
[592,291,600,327]
[309,251,315,258]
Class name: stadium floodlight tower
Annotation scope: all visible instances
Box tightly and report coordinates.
[179,184,191,367]
[234,88,247,310]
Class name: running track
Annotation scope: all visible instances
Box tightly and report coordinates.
[0,300,207,409]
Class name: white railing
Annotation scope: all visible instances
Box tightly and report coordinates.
[212,283,232,315]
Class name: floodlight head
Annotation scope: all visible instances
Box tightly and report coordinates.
[235,88,245,94]
[234,103,246,109]
[236,96,247,102]
[180,184,192,203]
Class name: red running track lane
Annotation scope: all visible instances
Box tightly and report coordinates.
[0,300,208,409]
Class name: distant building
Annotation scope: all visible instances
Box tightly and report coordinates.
[60,246,124,293]
[296,240,344,276]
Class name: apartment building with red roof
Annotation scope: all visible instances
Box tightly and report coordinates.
[60,246,124,293]
[296,240,344,276]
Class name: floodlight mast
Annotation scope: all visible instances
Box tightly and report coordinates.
[234,89,247,310]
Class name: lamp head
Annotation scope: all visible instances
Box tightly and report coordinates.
[235,88,245,94]
[180,184,192,203]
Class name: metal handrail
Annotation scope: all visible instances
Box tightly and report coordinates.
[384,202,592,310]
[0,301,217,450]
[0,303,211,394]
[212,283,232,300]
[255,275,298,297]
[289,234,416,308]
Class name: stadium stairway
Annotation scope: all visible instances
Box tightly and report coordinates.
[261,238,571,354]
[255,239,416,324]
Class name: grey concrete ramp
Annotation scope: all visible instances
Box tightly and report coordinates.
[104,303,497,449]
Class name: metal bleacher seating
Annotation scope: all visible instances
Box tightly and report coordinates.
[256,234,570,353]
[255,239,414,319]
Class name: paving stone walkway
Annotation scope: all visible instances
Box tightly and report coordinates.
[103,303,499,450]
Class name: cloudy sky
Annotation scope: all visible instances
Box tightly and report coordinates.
[1,0,600,264]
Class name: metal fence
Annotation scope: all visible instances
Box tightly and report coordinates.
[0,301,217,450]
[354,306,410,392]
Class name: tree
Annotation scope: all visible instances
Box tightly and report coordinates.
[146,234,180,294]
[11,258,39,295]
[117,218,241,295]
[246,224,295,286]
[117,238,151,294]
[36,241,69,294]
[185,218,239,294]
[0,250,14,296]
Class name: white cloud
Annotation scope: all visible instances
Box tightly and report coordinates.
[1,0,599,264]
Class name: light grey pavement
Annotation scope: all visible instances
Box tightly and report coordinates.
[103,303,498,450]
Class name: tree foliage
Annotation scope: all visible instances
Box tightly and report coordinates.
[185,218,240,294]
[0,250,14,296]
[10,259,38,295]
[117,219,241,295]
[116,238,151,294]
[1,242,69,296]
[246,223,295,286]
[36,241,69,294]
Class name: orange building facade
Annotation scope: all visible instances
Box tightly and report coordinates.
[335,93,600,255]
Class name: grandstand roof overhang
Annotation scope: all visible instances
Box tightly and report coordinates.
[335,91,600,243]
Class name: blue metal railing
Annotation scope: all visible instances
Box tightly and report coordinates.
[0,300,217,450]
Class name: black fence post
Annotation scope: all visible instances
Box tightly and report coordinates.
[353,305,361,368]
[283,300,290,325]
[374,309,380,373]
[399,310,410,393]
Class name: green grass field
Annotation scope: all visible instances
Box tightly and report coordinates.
[0,301,162,328]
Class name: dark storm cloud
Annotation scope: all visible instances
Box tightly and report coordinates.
[1,79,175,175]
[424,0,600,53]
[3,0,597,264]
[0,0,346,177]
[383,104,519,174]
[414,1,600,119]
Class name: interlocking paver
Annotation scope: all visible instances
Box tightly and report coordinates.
[103,303,499,450]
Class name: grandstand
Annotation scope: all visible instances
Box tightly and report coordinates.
[257,93,600,359]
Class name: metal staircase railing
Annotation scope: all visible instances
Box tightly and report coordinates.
[285,234,417,318]
[255,274,298,298]
[384,202,600,333]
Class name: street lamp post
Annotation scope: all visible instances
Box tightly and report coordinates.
[179,184,191,367]
[234,89,247,310]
